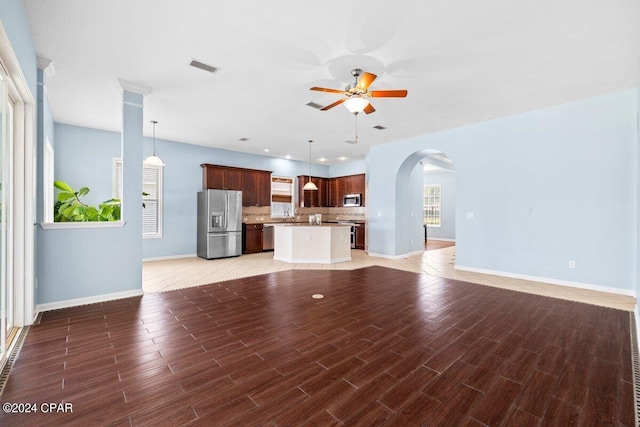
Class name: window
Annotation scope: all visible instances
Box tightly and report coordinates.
[43,138,54,223]
[424,184,441,227]
[270,176,293,218]
[114,158,163,238]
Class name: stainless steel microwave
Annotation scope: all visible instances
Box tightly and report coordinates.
[343,193,361,207]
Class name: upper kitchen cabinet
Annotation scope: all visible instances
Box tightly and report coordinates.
[329,178,341,207]
[201,164,272,206]
[327,174,366,207]
[343,174,365,195]
[242,169,271,207]
[344,174,365,206]
[201,164,242,191]
[297,176,329,208]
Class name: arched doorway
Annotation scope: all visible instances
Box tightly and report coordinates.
[392,149,456,257]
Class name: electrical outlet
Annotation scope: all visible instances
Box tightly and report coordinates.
[568,260,576,269]
[410,239,414,244]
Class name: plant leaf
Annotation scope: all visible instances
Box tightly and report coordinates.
[54,180,74,192]
[57,192,74,202]
[77,187,90,197]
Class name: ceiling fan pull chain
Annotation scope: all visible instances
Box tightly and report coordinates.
[355,113,359,143]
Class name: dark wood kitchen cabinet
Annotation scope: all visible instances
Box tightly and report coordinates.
[329,178,341,207]
[326,174,366,207]
[355,223,365,250]
[242,170,272,207]
[242,223,263,254]
[201,164,242,191]
[202,164,272,206]
[255,171,272,207]
[297,176,329,207]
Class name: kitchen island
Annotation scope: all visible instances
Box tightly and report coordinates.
[272,223,351,264]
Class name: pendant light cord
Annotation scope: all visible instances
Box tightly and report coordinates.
[151,120,158,155]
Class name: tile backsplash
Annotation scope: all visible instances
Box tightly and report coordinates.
[242,206,366,223]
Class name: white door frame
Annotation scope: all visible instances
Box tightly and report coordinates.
[0,22,36,333]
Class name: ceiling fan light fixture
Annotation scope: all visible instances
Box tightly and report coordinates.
[344,96,369,114]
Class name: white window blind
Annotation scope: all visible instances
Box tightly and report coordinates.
[113,158,163,238]
[142,165,162,237]
[271,176,293,218]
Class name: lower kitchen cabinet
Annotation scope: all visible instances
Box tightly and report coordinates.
[355,224,365,250]
[243,223,263,254]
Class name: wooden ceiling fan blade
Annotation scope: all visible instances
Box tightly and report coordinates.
[320,98,346,111]
[364,103,376,114]
[356,72,377,91]
[369,90,408,98]
[310,87,345,94]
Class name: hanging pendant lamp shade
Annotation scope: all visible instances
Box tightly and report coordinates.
[303,140,318,191]
[144,120,165,166]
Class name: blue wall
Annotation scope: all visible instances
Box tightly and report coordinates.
[0,0,37,97]
[54,124,121,205]
[50,124,367,260]
[369,89,637,292]
[424,171,456,241]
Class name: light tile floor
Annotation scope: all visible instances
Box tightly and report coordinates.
[143,246,636,311]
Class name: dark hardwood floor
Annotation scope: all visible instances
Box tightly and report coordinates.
[0,266,634,426]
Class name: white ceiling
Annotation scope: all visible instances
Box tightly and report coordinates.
[23,0,640,165]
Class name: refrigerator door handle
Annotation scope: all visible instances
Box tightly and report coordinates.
[225,191,229,229]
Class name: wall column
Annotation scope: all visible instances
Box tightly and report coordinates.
[118,79,150,287]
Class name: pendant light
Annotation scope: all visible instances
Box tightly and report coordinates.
[144,120,165,166]
[302,140,318,191]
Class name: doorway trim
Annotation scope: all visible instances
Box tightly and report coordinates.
[0,21,36,355]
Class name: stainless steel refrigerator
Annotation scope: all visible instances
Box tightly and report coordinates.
[197,189,243,259]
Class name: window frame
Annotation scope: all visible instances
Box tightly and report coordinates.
[270,175,294,219]
[113,158,163,238]
[423,184,442,228]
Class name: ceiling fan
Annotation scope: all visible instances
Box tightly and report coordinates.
[310,68,408,115]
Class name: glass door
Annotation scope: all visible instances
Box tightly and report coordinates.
[0,68,15,360]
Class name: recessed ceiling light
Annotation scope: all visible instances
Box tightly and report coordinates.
[285,155,291,159]
[318,158,327,162]
[338,157,348,161]
[238,137,249,141]
[264,149,270,152]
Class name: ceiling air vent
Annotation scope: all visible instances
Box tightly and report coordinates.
[373,125,386,130]
[189,59,219,74]
[238,137,249,142]
[345,140,357,144]
[306,101,323,109]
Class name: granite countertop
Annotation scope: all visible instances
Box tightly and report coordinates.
[271,223,352,227]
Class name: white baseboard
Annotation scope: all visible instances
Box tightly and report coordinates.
[408,249,425,256]
[455,264,635,297]
[35,289,144,314]
[143,253,197,262]
[273,256,351,264]
[427,238,456,242]
[367,252,408,260]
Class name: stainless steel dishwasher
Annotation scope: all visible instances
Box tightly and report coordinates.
[262,224,274,251]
